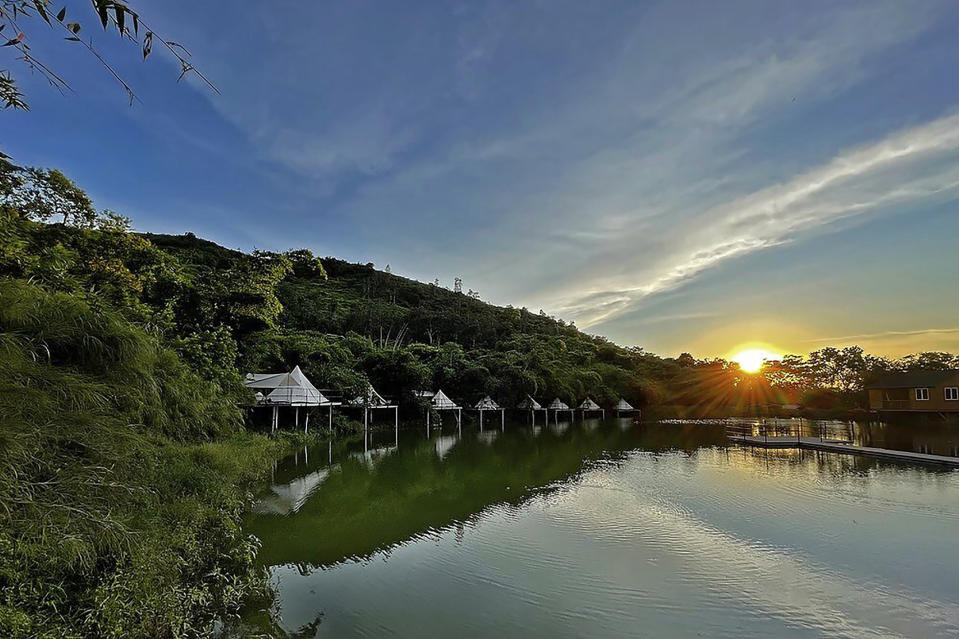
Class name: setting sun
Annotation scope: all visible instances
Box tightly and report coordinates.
[731,347,781,373]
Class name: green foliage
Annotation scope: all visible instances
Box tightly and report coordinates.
[0,280,289,637]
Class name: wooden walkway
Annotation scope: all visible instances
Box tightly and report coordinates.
[729,435,959,468]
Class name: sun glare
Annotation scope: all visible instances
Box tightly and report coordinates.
[731,348,780,373]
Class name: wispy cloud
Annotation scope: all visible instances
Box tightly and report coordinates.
[809,327,959,343]
[560,112,959,328]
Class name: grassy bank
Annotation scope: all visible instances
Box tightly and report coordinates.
[0,280,313,638]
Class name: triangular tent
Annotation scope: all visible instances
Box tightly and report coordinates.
[547,397,570,410]
[474,396,500,410]
[259,366,329,406]
[350,384,389,407]
[578,397,601,411]
[431,389,460,409]
[615,398,634,411]
[517,395,542,410]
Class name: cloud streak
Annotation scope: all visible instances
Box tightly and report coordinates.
[561,112,959,328]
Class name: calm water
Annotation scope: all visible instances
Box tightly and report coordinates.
[234,418,959,638]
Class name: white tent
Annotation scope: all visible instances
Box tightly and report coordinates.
[546,397,573,424]
[516,395,542,410]
[423,389,462,433]
[244,366,338,433]
[614,398,638,417]
[348,384,399,435]
[350,384,390,408]
[244,371,289,390]
[474,396,500,410]
[431,389,460,409]
[578,397,602,411]
[577,396,605,419]
[473,396,505,431]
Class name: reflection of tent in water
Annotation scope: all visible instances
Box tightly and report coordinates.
[577,397,605,419]
[433,435,458,460]
[614,398,638,417]
[472,396,505,430]
[517,394,548,425]
[253,468,330,515]
[244,366,339,433]
[477,429,499,445]
[549,420,569,435]
[351,443,398,466]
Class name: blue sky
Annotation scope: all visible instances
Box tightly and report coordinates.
[4,0,959,358]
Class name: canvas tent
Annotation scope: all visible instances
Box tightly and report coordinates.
[347,384,399,437]
[614,398,637,417]
[472,396,505,430]
[546,397,574,423]
[244,366,338,433]
[577,397,605,419]
[517,394,548,425]
[422,389,462,433]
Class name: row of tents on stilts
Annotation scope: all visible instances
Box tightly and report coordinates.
[244,367,639,434]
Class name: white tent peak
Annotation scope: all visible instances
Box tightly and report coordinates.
[547,397,570,410]
[474,396,500,410]
[615,398,634,411]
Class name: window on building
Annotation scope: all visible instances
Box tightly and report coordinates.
[945,387,959,401]
[915,387,930,401]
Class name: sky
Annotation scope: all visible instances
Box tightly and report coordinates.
[4,0,959,360]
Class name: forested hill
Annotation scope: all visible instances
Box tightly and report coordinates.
[142,231,671,409]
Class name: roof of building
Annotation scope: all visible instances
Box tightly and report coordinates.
[614,398,634,410]
[431,389,460,409]
[578,397,601,410]
[516,395,542,410]
[474,396,501,410]
[547,397,570,410]
[867,370,959,389]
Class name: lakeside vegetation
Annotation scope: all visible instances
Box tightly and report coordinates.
[2,161,957,636]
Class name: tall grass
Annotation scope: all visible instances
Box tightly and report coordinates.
[0,280,282,638]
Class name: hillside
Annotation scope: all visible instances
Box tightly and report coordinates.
[143,231,670,409]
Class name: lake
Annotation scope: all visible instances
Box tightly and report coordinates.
[234,418,959,637]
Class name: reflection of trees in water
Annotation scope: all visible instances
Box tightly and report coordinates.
[244,420,730,570]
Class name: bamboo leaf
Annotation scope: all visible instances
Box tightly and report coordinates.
[56,7,66,22]
[33,1,50,24]
[96,1,109,29]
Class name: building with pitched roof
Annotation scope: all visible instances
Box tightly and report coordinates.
[867,370,959,412]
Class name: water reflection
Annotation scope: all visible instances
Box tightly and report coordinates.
[237,417,959,638]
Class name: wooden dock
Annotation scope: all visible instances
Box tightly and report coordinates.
[729,435,959,468]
